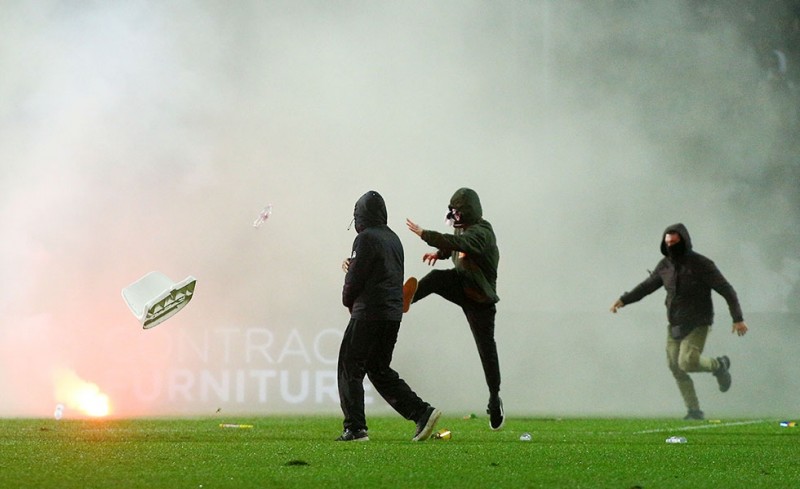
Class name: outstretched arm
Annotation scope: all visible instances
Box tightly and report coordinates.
[407,218,449,265]
[406,218,423,237]
[612,270,664,314]
[700,258,746,333]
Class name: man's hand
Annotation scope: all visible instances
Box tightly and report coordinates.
[732,321,748,336]
[342,258,351,273]
[406,218,423,237]
[407,218,437,264]
[610,299,624,313]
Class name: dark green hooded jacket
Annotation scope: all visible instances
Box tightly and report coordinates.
[619,223,743,337]
[420,188,500,304]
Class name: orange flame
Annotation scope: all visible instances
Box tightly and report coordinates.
[53,368,112,417]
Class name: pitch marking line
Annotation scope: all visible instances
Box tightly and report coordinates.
[633,419,772,434]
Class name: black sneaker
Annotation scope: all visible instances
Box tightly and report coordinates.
[487,397,505,431]
[713,356,731,392]
[403,277,418,313]
[412,406,442,441]
[335,428,369,442]
[683,409,704,420]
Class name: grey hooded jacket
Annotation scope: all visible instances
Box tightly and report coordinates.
[620,223,743,334]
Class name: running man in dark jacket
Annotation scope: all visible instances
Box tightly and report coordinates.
[405,188,504,430]
[336,190,441,442]
[610,223,748,420]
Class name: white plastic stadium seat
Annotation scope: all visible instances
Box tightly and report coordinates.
[122,272,197,329]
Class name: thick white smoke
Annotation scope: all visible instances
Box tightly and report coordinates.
[1,1,797,418]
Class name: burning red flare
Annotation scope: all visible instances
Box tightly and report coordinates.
[53,368,111,417]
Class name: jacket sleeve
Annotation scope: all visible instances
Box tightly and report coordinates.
[620,268,663,305]
[421,225,489,256]
[436,248,453,260]
[342,235,374,308]
[701,259,744,323]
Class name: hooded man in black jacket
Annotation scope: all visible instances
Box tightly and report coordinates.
[610,223,748,420]
[405,188,504,431]
[336,190,441,442]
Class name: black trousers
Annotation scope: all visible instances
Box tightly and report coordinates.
[414,269,501,398]
[337,318,429,432]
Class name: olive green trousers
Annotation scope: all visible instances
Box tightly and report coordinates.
[665,325,723,412]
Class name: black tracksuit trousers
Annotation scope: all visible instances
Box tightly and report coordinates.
[414,268,501,398]
[337,318,430,432]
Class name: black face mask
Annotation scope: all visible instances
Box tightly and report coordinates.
[667,240,686,258]
[445,206,462,227]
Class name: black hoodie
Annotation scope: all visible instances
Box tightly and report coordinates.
[342,191,404,321]
[620,223,743,336]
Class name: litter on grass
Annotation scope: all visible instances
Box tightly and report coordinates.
[433,429,452,440]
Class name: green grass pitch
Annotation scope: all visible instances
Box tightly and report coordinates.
[0,415,797,488]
